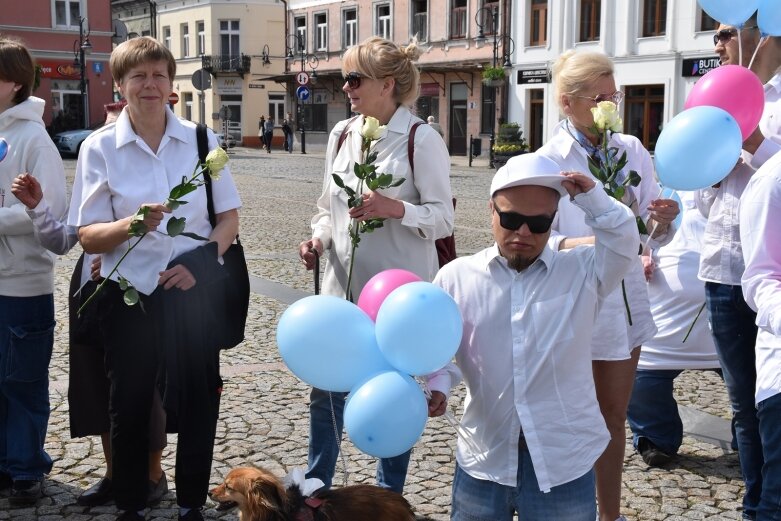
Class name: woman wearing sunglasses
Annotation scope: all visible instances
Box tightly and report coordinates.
[534,50,679,521]
[297,36,454,494]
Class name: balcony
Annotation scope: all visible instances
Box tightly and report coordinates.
[201,54,252,77]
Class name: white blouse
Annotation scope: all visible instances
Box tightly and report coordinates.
[69,108,241,295]
[311,106,453,298]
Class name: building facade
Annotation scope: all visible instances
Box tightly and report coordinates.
[2,0,115,133]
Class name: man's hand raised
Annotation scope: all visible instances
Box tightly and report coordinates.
[560,172,596,198]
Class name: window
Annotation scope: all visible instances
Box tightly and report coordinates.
[642,0,667,37]
[624,85,664,151]
[450,0,467,39]
[528,89,544,151]
[294,17,307,52]
[411,0,428,42]
[579,0,601,42]
[163,26,171,50]
[315,13,327,51]
[530,0,548,46]
[481,1,499,37]
[54,0,80,28]
[181,23,190,58]
[269,93,285,124]
[301,103,328,132]
[197,21,205,55]
[698,9,718,32]
[375,4,391,40]
[183,92,193,121]
[480,83,496,135]
[343,9,357,48]
[220,20,240,59]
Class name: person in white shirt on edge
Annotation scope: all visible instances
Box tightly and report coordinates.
[426,153,638,521]
[626,191,720,467]
[696,14,781,520]
[739,151,781,521]
[536,50,679,521]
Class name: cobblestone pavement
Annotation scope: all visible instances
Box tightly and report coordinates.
[1,147,746,520]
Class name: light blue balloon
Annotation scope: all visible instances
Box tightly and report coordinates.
[0,138,8,162]
[666,189,684,230]
[699,0,759,27]
[344,371,428,458]
[654,106,742,191]
[375,281,463,376]
[276,295,393,392]
[758,0,781,36]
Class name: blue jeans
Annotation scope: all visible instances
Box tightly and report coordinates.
[705,282,761,520]
[627,369,684,456]
[0,295,55,481]
[757,393,781,520]
[450,444,596,521]
[306,387,411,493]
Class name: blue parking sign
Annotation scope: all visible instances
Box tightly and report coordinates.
[296,86,310,101]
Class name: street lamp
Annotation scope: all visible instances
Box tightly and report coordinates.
[72,16,92,128]
[475,6,514,168]
[285,34,319,154]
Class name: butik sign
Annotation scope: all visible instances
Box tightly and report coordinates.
[682,57,720,77]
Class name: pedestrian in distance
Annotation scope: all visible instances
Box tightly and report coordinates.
[264,116,274,153]
[282,114,293,153]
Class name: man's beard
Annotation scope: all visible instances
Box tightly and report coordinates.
[507,254,537,272]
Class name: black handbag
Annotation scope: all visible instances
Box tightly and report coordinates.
[197,124,250,349]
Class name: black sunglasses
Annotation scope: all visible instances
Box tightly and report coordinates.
[495,208,556,234]
[713,25,758,46]
[343,71,362,89]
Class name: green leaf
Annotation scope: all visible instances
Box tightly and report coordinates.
[124,287,139,306]
[636,216,649,235]
[164,198,181,211]
[588,160,605,181]
[332,174,346,189]
[119,276,129,291]
[344,186,356,197]
[366,178,380,191]
[615,151,628,171]
[180,232,210,241]
[348,197,363,209]
[376,173,393,187]
[167,216,186,237]
[389,178,406,187]
[354,163,365,177]
[626,170,641,187]
[614,186,625,200]
[366,151,378,164]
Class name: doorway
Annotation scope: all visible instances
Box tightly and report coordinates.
[449,83,467,155]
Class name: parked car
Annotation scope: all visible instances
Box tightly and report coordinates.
[215,132,237,149]
[52,123,102,157]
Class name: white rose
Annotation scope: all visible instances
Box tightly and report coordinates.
[205,146,229,180]
[360,116,386,141]
[591,101,622,132]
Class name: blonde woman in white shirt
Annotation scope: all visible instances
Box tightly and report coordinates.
[69,37,240,521]
[298,36,453,494]
[536,50,679,521]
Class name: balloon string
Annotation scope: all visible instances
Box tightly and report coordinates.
[642,185,666,252]
[738,27,743,68]
[421,381,487,465]
[748,36,766,71]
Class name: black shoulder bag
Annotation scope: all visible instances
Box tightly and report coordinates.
[196,124,250,349]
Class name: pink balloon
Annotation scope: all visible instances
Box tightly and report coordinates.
[357,269,422,322]
[684,65,765,140]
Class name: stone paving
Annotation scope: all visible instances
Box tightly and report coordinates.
[1,147,747,520]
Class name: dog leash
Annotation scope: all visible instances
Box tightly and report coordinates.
[310,248,350,487]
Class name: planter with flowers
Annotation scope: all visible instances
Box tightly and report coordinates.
[492,122,528,168]
[482,66,506,87]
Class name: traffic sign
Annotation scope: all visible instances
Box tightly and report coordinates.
[296,71,310,86]
[191,68,211,90]
[168,92,179,105]
[296,86,311,101]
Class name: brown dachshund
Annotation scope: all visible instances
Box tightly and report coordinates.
[209,466,416,521]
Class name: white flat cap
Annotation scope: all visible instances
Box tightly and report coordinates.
[490,153,568,198]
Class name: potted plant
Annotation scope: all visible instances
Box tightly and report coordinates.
[492,122,528,168]
[482,66,506,87]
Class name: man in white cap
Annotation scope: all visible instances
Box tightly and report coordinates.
[426,153,639,520]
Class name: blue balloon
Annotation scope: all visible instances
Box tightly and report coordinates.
[0,138,8,162]
[699,0,759,27]
[375,281,463,376]
[654,106,742,191]
[276,295,393,392]
[666,188,684,230]
[759,0,781,36]
[344,371,428,458]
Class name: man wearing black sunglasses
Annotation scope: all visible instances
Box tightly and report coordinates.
[698,11,781,521]
[426,153,639,520]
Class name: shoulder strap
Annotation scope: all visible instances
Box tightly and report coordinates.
[335,115,360,157]
[408,121,424,175]
[196,124,217,228]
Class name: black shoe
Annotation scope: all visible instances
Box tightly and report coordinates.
[178,508,204,521]
[77,477,113,506]
[9,478,43,507]
[147,473,168,505]
[637,437,672,467]
[116,511,145,521]
[0,471,11,491]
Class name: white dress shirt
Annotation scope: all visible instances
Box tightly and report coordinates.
[639,192,719,370]
[429,186,637,492]
[68,108,241,295]
[698,72,781,286]
[535,120,660,359]
[311,106,453,297]
[739,152,781,405]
